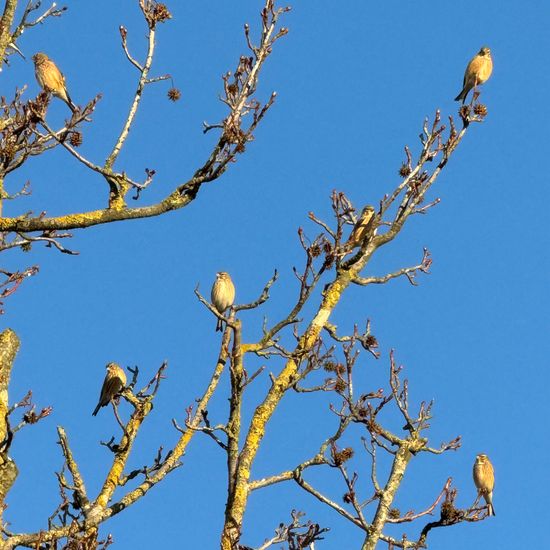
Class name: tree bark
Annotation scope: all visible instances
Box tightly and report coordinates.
[362,445,412,550]
[0,329,20,526]
[0,0,18,66]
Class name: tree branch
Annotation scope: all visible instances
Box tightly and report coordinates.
[353,248,432,287]
[0,329,19,527]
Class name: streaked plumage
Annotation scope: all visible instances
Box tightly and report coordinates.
[32,52,77,112]
[92,363,127,416]
[346,206,376,249]
[211,272,235,332]
[455,47,493,103]
[473,454,495,516]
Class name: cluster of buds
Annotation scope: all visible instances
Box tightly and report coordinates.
[399,162,412,177]
[440,500,462,522]
[23,405,53,424]
[223,114,247,148]
[388,508,401,519]
[1,91,51,175]
[323,361,346,375]
[167,88,181,102]
[70,131,83,148]
[142,1,172,27]
[308,236,334,268]
[25,91,50,123]
[459,102,488,126]
[152,3,171,22]
[408,170,428,199]
[473,103,488,117]
[331,444,354,466]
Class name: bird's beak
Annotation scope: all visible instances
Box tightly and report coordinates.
[8,42,25,60]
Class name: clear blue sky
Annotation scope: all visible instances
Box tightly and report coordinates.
[2,1,548,548]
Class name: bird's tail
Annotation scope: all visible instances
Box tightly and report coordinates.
[485,493,495,516]
[216,318,223,332]
[454,80,474,104]
[92,403,101,416]
[454,88,467,103]
[64,89,78,113]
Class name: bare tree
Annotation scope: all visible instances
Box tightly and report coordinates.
[0,1,494,549]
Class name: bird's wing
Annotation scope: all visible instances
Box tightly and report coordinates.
[42,61,64,91]
[485,460,495,489]
[98,377,115,406]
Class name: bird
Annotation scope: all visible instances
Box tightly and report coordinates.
[454,46,493,103]
[473,454,496,516]
[211,272,235,332]
[92,362,127,416]
[346,205,377,250]
[32,52,77,112]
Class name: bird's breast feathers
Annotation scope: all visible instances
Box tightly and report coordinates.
[39,61,65,91]
[468,56,493,84]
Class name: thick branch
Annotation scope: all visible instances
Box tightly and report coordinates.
[362,445,412,550]
[0,184,194,231]
[0,328,20,526]
[57,426,89,512]
[0,0,17,65]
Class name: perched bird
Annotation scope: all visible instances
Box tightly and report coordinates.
[473,454,496,516]
[32,52,77,112]
[92,362,127,416]
[211,272,235,332]
[455,47,493,103]
[346,205,377,250]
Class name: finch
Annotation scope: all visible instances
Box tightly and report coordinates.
[454,47,493,103]
[473,454,496,516]
[211,272,235,332]
[346,205,377,250]
[92,362,127,416]
[32,52,77,112]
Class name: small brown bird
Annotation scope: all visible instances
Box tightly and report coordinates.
[211,272,235,332]
[455,47,493,103]
[346,205,377,250]
[92,362,127,416]
[32,52,77,112]
[473,454,496,516]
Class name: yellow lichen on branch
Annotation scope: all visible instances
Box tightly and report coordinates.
[107,327,232,516]
[0,328,20,526]
[0,1,18,63]
[0,191,191,233]
[94,402,151,510]
[0,329,19,445]
[222,270,354,548]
